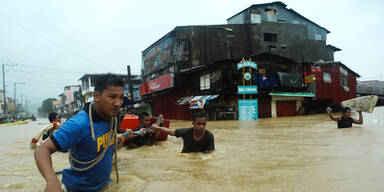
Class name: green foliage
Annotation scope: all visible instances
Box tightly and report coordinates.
[39,98,57,114]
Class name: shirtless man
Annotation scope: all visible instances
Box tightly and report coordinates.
[327,107,363,128]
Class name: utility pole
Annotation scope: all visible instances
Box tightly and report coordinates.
[2,64,6,116]
[127,65,134,105]
[14,82,26,116]
[20,94,23,111]
[14,82,16,110]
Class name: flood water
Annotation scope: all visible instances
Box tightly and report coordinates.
[1,107,384,192]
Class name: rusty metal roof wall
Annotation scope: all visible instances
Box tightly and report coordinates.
[315,61,361,78]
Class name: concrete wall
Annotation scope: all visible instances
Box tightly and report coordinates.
[173,23,334,72]
[142,23,335,87]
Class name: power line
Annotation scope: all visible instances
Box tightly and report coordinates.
[9,69,82,81]
[16,63,97,74]
[6,73,78,86]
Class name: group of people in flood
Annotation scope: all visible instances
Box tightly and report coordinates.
[34,74,215,192]
[33,73,365,191]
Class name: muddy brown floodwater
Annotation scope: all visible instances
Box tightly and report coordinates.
[1,107,384,192]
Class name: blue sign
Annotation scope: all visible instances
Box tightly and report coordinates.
[237,60,257,70]
[238,86,258,94]
[238,100,258,120]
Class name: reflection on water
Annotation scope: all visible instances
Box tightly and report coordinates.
[1,107,384,191]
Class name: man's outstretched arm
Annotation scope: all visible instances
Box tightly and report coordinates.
[152,124,175,136]
[34,138,61,192]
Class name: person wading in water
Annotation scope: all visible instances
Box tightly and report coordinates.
[152,112,215,153]
[327,107,363,128]
[34,74,133,192]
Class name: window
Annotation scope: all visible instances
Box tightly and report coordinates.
[268,45,276,52]
[200,74,211,90]
[250,8,261,24]
[174,39,190,62]
[340,67,349,92]
[315,34,322,41]
[82,80,88,90]
[264,8,276,15]
[264,33,277,42]
[323,72,332,83]
[264,8,277,22]
[91,78,96,87]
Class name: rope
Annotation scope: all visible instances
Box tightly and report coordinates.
[67,102,119,183]
[89,103,96,141]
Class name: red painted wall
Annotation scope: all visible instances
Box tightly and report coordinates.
[314,65,357,104]
[276,101,296,117]
[152,86,191,120]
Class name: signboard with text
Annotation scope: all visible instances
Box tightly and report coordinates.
[238,86,258,94]
[237,58,258,121]
[139,74,173,95]
[238,99,258,120]
[237,60,257,70]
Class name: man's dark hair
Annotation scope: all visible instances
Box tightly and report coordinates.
[48,112,58,123]
[342,107,351,113]
[139,112,150,120]
[94,73,124,94]
[192,112,206,122]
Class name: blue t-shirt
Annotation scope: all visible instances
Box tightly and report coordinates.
[51,110,115,191]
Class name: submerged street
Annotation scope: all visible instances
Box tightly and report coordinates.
[1,107,383,192]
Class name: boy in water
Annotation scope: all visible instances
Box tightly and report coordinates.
[152,112,215,153]
[327,107,363,128]
[42,112,61,141]
[128,112,163,148]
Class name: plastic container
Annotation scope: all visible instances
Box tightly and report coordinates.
[120,115,170,141]
[120,115,140,131]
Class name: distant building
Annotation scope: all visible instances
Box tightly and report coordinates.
[64,85,81,114]
[54,93,65,114]
[6,97,15,114]
[357,80,384,106]
[52,100,62,113]
[79,73,141,104]
[357,80,384,96]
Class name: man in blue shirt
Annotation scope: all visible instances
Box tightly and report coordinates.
[34,74,133,192]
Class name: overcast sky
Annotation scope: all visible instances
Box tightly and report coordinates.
[0,0,383,108]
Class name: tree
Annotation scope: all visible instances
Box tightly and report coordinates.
[39,98,57,115]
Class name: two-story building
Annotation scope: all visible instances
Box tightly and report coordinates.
[64,85,81,115]
[139,1,356,120]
